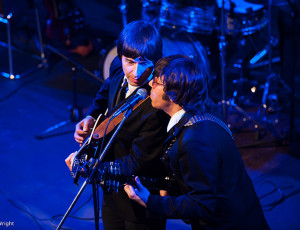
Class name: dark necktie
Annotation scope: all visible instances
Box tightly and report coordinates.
[115,82,128,106]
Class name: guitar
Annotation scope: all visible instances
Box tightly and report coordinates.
[98,161,178,194]
[70,113,122,185]
[69,141,179,193]
[69,96,149,185]
[69,149,178,193]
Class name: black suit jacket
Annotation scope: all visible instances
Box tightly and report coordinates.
[87,57,169,222]
[147,112,270,230]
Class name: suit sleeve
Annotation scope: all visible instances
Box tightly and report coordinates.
[146,125,220,220]
[115,109,169,177]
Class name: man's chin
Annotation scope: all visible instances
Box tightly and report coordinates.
[128,80,141,86]
[150,100,158,110]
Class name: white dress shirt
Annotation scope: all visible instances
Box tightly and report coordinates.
[167,109,186,132]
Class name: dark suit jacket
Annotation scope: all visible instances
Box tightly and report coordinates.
[87,57,169,222]
[147,112,270,230]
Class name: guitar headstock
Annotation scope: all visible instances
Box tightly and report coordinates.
[71,143,98,185]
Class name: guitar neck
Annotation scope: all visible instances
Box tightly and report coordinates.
[99,171,177,193]
[129,176,176,191]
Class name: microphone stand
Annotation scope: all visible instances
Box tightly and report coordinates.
[36,45,104,139]
[0,3,47,79]
[56,108,133,230]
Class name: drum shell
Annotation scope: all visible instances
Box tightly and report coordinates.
[159,0,216,34]
[215,0,268,36]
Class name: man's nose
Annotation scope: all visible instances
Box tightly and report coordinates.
[149,79,153,87]
[132,63,138,77]
[135,63,146,78]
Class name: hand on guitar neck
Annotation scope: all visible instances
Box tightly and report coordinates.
[74,116,96,146]
[124,176,150,208]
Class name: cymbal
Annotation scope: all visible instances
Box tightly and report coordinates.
[245,0,288,6]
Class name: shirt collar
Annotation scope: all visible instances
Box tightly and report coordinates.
[167,109,186,132]
[126,82,140,98]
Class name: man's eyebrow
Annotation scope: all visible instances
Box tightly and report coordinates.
[125,57,152,64]
[125,58,134,61]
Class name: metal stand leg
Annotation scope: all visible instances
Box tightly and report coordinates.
[92,178,100,230]
[0,5,47,80]
[219,0,227,120]
[0,13,17,79]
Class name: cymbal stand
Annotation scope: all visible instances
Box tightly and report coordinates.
[286,0,298,142]
[217,0,279,143]
[219,0,227,119]
[255,0,291,126]
[119,0,127,28]
[256,0,274,119]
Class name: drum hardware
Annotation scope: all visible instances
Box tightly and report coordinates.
[215,0,268,36]
[219,0,227,119]
[249,37,278,65]
[248,56,280,69]
[119,0,128,28]
[245,0,288,6]
[231,60,253,106]
[256,0,282,121]
[217,0,284,144]
[158,0,217,34]
[141,0,161,23]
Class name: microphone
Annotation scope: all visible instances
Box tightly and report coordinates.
[112,88,148,118]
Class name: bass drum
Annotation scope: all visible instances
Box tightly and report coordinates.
[101,32,209,80]
[162,30,210,74]
[102,45,118,80]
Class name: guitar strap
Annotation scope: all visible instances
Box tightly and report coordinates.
[162,113,232,160]
[185,113,233,139]
[92,96,149,140]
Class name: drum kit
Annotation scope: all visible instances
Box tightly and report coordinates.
[143,0,269,36]
[103,0,288,132]
[140,0,290,130]
[104,0,277,76]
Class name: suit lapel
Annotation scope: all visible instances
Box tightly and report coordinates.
[162,112,193,159]
[111,75,124,108]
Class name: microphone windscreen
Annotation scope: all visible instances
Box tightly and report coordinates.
[136,88,148,100]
